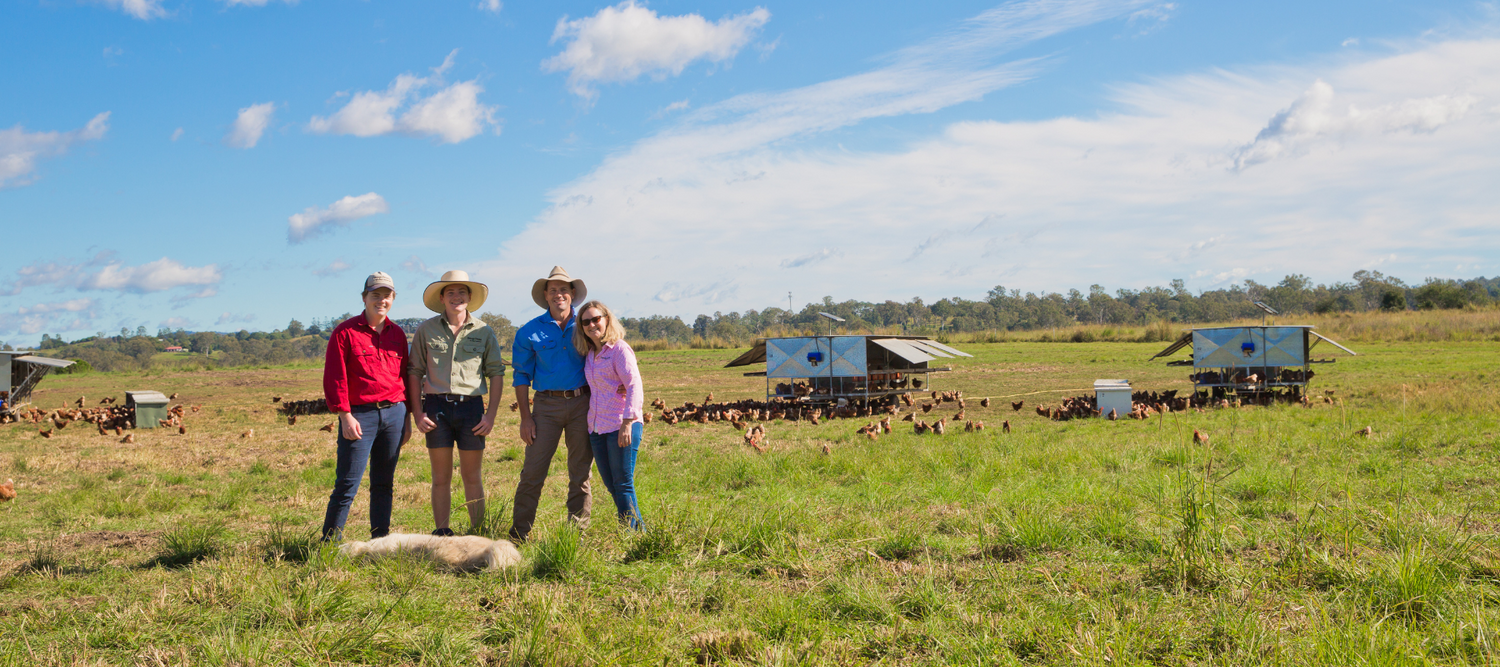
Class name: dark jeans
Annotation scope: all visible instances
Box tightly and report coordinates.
[321,402,406,540]
[423,394,486,450]
[589,421,644,530]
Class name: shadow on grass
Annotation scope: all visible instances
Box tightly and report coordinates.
[142,521,228,569]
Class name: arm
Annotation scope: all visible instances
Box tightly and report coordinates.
[473,331,506,436]
[324,327,361,441]
[512,328,537,445]
[614,342,644,447]
[397,331,414,446]
[407,322,436,434]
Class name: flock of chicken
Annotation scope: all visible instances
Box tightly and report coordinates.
[8,393,201,443]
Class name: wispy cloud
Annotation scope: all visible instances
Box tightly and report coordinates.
[0,299,99,336]
[313,259,352,277]
[477,0,501,13]
[309,51,498,144]
[544,1,770,102]
[0,113,110,188]
[287,193,390,243]
[399,255,433,276]
[3,252,221,298]
[216,312,258,325]
[226,102,276,149]
[470,4,1500,317]
[99,0,167,20]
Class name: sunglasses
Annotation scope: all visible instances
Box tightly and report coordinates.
[580,315,606,327]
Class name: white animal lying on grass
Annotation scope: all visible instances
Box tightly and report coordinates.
[339,534,522,573]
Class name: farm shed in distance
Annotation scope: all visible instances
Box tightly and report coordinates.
[725,335,972,405]
[1,351,76,414]
[1149,325,1355,400]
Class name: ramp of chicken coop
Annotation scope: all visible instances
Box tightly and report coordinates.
[2,351,76,414]
[725,335,971,403]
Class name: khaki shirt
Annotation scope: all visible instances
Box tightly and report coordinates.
[407,315,507,396]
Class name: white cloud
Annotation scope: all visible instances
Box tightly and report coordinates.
[1231,79,1477,170]
[226,102,276,149]
[84,258,223,294]
[471,11,1500,318]
[287,193,390,243]
[0,299,99,336]
[0,113,110,188]
[478,0,501,13]
[399,255,433,276]
[309,52,498,143]
[544,1,770,101]
[216,312,257,325]
[99,0,167,20]
[170,127,184,142]
[158,317,194,329]
[313,259,352,277]
[781,248,840,268]
[651,99,691,119]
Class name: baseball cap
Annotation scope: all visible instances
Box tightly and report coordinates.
[363,272,396,294]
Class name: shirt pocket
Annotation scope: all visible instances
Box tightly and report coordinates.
[428,339,450,355]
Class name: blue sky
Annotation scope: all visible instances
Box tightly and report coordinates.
[2,0,1498,345]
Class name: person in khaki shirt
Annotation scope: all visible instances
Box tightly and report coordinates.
[406,270,507,536]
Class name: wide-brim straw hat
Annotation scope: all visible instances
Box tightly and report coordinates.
[531,266,587,310]
[423,270,488,314]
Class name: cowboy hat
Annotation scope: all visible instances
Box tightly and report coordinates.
[423,270,488,313]
[531,266,587,310]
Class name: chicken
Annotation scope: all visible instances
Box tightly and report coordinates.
[980,398,991,408]
[932,419,947,435]
[1035,406,1047,418]
[953,410,965,421]
[241,429,254,439]
[974,421,986,431]
[901,394,914,407]
[1355,426,1373,437]
[964,421,975,433]
[921,403,934,414]
[0,479,13,502]
[1107,408,1118,421]
[320,423,336,432]
[169,393,179,400]
[121,434,135,444]
[879,417,892,434]
[1002,420,1010,433]
[821,443,832,454]
[914,420,930,435]
[178,425,187,435]
[1012,401,1024,412]
[643,412,653,424]
[901,413,914,422]
[191,405,201,413]
[1193,429,1209,445]
[39,429,52,439]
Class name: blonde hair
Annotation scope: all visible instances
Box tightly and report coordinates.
[573,300,626,355]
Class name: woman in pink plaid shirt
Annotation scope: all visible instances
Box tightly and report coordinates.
[572,300,645,530]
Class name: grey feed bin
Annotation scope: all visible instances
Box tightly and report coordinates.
[1094,379,1132,418]
[126,391,170,428]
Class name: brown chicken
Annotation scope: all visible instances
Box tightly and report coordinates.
[980,398,991,408]
[921,403,934,413]
[1193,429,1209,445]
[169,393,179,400]
[1002,420,1010,433]
[1355,426,1373,437]
[0,479,14,502]
[320,423,336,432]
[178,425,187,435]
[39,429,52,439]
[241,429,254,439]
[932,419,947,435]
[121,434,135,444]
[1012,401,1024,411]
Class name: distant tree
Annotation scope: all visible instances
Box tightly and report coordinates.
[136,325,148,337]
[287,319,306,337]
[477,312,517,347]
[120,327,130,338]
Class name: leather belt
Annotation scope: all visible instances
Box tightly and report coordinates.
[536,387,589,399]
[428,393,482,403]
[353,400,399,410]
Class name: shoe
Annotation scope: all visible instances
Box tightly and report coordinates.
[432,527,455,537]
[371,528,389,539]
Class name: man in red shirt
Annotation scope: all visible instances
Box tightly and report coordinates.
[321,272,413,540]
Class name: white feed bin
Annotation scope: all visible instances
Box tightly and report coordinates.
[1094,379,1132,418]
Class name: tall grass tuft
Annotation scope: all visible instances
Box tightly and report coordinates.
[259,520,320,563]
[530,524,582,580]
[151,521,229,568]
[875,528,927,561]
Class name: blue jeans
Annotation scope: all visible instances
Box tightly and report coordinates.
[589,422,644,530]
[321,402,406,540]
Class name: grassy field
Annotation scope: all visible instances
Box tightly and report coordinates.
[2,338,1498,665]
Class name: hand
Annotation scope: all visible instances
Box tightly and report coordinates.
[400,419,412,446]
[618,421,633,448]
[414,412,437,434]
[472,413,495,437]
[340,412,362,441]
[519,415,536,446]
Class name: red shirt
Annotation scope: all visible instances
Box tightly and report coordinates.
[324,315,409,413]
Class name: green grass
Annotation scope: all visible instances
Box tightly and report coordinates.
[1,338,1498,664]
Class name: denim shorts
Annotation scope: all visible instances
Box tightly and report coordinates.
[423,395,486,451]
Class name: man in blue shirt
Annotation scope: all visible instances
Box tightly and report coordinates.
[509,266,593,541]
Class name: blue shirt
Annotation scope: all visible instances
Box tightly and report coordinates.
[511,309,586,391]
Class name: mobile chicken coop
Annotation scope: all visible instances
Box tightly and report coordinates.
[1149,325,1355,400]
[1,350,76,415]
[725,335,972,405]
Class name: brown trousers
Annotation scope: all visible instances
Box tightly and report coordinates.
[509,392,592,540]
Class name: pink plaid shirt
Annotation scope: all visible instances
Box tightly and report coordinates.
[583,340,644,434]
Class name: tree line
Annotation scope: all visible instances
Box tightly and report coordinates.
[9,272,1494,372]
